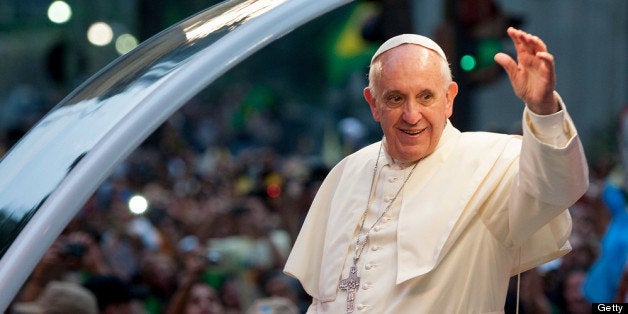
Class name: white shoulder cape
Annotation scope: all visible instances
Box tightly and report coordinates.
[285,117,588,302]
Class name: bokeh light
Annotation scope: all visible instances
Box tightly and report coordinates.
[266,183,282,198]
[47,1,72,24]
[128,195,149,215]
[460,54,477,72]
[115,33,139,55]
[87,22,114,46]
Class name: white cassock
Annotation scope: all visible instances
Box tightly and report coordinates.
[284,93,589,313]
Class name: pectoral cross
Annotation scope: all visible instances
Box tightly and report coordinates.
[339,265,360,313]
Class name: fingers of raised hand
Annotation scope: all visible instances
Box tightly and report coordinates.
[508,27,548,56]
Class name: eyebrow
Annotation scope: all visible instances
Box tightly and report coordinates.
[383,88,434,96]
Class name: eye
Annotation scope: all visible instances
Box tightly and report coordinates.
[418,91,434,104]
[385,94,404,106]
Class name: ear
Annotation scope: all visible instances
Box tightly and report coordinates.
[364,87,380,121]
[445,81,458,118]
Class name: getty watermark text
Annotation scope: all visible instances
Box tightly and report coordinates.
[593,303,627,314]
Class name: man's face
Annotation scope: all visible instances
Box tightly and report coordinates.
[365,44,458,163]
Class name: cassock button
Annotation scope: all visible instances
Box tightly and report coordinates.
[374,226,381,232]
[362,283,371,290]
[371,245,381,251]
[389,176,398,182]
[357,304,366,311]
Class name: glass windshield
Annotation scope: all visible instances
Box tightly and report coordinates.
[0,0,272,258]
[0,2,358,308]
[0,0,349,268]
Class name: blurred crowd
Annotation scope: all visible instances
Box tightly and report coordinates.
[3,93,334,313]
[2,95,628,314]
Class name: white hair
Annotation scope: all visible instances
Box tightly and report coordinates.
[367,48,452,97]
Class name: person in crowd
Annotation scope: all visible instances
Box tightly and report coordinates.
[245,296,299,314]
[583,107,628,303]
[14,230,112,303]
[258,270,307,312]
[561,269,591,314]
[284,27,588,312]
[12,281,98,314]
[616,263,628,302]
[138,251,179,314]
[167,279,225,314]
[84,275,142,314]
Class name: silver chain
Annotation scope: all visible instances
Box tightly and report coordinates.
[352,143,418,263]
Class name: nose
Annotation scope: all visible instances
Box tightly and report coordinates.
[402,102,422,125]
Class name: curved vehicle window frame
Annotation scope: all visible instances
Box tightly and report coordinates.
[0,0,351,310]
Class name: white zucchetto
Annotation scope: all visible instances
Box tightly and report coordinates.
[371,34,448,63]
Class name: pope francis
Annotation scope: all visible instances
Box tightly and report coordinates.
[284,27,589,313]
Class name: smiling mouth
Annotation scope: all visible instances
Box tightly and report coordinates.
[402,128,423,135]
